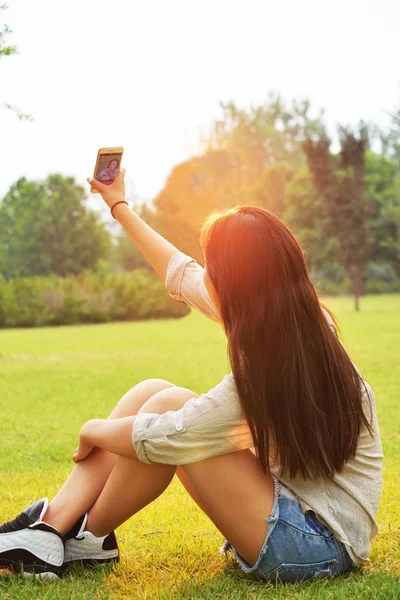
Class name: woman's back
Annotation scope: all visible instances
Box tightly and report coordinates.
[158,249,383,565]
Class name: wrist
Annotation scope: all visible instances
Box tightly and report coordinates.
[111,200,129,219]
[103,195,125,209]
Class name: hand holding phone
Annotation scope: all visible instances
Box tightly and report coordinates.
[88,162,126,211]
[90,147,124,193]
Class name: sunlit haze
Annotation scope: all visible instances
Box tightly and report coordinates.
[1,0,399,204]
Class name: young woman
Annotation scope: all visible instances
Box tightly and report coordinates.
[96,158,120,183]
[0,170,383,583]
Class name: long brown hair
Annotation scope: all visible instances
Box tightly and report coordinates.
[201,205,372,480]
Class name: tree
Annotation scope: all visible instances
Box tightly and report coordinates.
[0,4,15,57]
[154,149,245,262]
[0,3,32,120]
[154,96,327,260]
[380,103,400,165]
[283,166,337,282]
[0,175,111,278]
[153,93,400,301]
[208,94,327,173]
[365,151,400,277]
[114,202,157,272]
[304,135,371,311]
[251,161,295,218]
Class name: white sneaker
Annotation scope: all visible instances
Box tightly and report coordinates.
[64,513,119,567]
[0,498,64,578]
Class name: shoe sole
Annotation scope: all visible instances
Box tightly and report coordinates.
[23,570,60,580]
[63,556,119,569]
[0,556,119,578]
[0,562,61,579]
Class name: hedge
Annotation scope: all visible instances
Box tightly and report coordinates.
[0,269,189,328]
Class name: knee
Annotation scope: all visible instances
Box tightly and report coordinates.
[108,379,176,420]
[126,378,176,403]
[138,386,199,415]
[138,378,176,392]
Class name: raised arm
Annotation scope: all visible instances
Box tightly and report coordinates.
[88,169,179,281]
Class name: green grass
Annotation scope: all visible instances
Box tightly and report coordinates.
[0,295,399,599]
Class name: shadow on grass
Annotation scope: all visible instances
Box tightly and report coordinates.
[170,562,400,600]
[0,560,399,600]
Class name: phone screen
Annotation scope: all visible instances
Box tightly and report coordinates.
[94,152,122,186]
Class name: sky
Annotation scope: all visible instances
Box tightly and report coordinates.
[1,0,399,204]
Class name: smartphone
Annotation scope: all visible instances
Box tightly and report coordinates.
[91,146,124,193]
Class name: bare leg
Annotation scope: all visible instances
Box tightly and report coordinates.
[85,386,198,536]
[180,451,274,566]
[83,389,274,567]
[44,382,273,566]
[44,379,176,533]
[86,458,175,537]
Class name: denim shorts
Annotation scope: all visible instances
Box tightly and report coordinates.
[222,476,353,583]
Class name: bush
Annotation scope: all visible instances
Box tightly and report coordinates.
[365,262,398,283]
[365,279,400,294]
[0,269,189,328]
[313,262,400,296]
[315,277,351,296]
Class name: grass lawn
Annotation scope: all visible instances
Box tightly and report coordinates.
[0,294,399,599]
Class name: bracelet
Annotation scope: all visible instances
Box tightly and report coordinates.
[110,200,129,219]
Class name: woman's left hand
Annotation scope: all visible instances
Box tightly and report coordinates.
[72,423,95,462]
[71,417,137,461]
